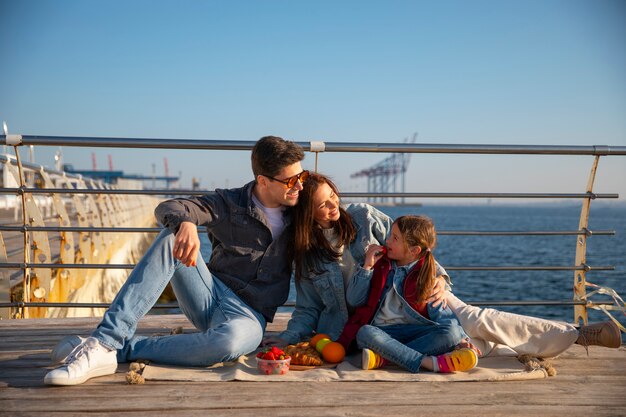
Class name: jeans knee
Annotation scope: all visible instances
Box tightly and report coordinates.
[144,229,177,264]
[213,324,263,362]
[356,325,377,346]
[438,322,465,346]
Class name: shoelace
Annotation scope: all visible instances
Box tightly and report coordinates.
[577,326,609,357]
[63,341,95,365]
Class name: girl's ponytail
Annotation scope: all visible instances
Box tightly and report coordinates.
[412,250,436,302]
[395,215,437,303]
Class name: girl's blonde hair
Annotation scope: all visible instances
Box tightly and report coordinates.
[394,215,437,302]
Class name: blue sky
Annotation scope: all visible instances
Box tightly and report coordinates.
[1,0,625,202]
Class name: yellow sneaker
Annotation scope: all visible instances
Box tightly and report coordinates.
[435,348,478,373]
[361,348,388,370]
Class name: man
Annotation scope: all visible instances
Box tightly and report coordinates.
[44,136,308,385]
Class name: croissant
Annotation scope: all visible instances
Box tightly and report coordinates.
[283,342,324,366]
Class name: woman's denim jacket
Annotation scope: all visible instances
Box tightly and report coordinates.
[347,259,464,335]
[278,204,392,344]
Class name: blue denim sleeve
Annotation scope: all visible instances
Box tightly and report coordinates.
[368,205,393,244]
[346,204,392,262]
[427,301,462,326]
[346,266,374,307]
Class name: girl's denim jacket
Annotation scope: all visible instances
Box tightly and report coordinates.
[347,259,463,334]
[278,204,392,344]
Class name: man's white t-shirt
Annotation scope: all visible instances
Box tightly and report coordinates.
[252,194,286,239]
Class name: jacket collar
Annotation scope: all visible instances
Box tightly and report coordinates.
[245,181,293,226]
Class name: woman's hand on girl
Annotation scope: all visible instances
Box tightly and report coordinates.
[427,275,448,308]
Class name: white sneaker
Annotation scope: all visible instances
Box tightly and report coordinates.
[44,337,117,385]
[50,335,86,364]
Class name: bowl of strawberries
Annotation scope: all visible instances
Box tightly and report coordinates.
[255,346,291,375]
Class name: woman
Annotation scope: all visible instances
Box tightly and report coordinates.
[264,173,621,357]
[264,172,451,347]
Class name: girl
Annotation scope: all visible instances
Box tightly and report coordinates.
[348,215,477,373]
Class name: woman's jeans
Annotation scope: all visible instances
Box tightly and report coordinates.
[92,229,266,366]
[356,322,465,373]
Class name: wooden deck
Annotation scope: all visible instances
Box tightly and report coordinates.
[1,313,625,416]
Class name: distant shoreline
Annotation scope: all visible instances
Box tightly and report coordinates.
[343,200,626,208]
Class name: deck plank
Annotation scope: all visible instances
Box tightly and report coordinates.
[1,313,624,416]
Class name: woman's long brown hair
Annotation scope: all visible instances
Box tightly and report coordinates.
[395,215,437,302]
[291,173,356,280]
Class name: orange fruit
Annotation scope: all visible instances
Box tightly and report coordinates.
[309,333,330,348]
[321,342,345,363]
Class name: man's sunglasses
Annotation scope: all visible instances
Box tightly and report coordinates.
[265,170,310,188]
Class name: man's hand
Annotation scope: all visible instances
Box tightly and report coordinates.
[173,221,201,267]
[426,275,448,308]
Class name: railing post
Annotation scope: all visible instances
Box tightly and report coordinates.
[0,233,9,318]
[8,150,53,318]
[573,156,600,325]
[310,141,326,173]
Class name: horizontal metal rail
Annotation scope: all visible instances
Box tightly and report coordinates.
[0,187,620,199]
[3,135,626,155]
[0,300,616,309]
[0,225,616,236]
[437,230,615,236]
[0,226,164,233]
[0,187,195,195]
[444,265,615,271]
[343,192,619,199]
[0,302,182,309]
[0,262,614,271]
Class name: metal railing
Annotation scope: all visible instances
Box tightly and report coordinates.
[1,133,625,322]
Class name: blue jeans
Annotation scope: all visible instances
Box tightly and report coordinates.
[356,322,465,373]
[92,230,267,366]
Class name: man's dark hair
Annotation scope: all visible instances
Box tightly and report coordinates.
[251,136,305,178]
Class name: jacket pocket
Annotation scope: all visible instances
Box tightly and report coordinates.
[311,273,340,311]
[227,212,268,250]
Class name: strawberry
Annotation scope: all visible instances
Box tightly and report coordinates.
[263,351,276,360]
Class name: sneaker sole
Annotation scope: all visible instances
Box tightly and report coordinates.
[43,364,117,386]
[361,349,370,370]
[466,350,478,371]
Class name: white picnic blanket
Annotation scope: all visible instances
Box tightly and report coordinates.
[141,351,548,382]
